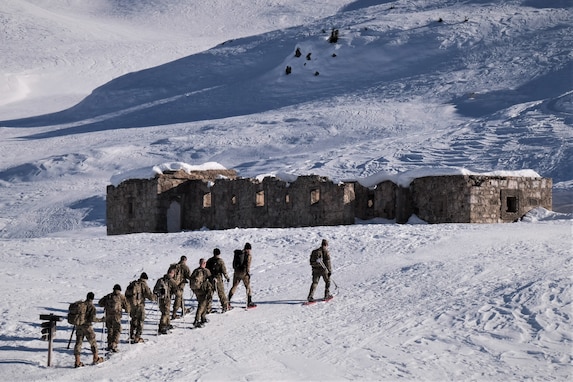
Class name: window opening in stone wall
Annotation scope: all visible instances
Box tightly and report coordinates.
[231,195,237,205]
[367,195,374,208]
[311,188,320,205]
[506,196,518,212]
[127,198,134,218]
[285,193,290,204]
[256,191,265,207]
[203,193,212,208]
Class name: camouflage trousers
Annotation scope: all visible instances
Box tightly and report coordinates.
[158,296,172,332]
[307,267,330,300]
[207,275,229,312]
[104,315,122,350]
[74,324,98,356]
[172,288,185,318]
[193,288,213,324]
[229,272,252,300]
[129,304,145,341]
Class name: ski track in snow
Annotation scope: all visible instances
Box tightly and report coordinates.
[1,222,571,381]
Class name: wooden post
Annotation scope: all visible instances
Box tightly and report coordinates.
[40,314,62,367]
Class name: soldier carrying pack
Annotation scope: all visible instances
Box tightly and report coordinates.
[67,300,87,326]
[125,280,143,305]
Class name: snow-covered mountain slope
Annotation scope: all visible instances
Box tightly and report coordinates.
[1,0,571,239]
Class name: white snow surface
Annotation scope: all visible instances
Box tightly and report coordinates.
[0,0,572,381]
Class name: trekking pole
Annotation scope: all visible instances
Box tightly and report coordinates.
[100,310,108,356]
[67,325,76,349]
[318,258,338,292]
[68,325,76,349]
[126,315,132,345]
[99,320,105,353]
[154,296,160,337]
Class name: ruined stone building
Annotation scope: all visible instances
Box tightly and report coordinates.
[106,169,552,235]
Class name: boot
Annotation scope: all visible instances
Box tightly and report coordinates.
[247,295,256,308]
[74,354,84,368]
[228,292,233,303]
[92,354,104,365]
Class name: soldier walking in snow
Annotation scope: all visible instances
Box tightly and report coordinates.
[189,258,214,328]
[153,267,180,335]
[206,248,231,313]
[168,256,191,319]
[228,242,256,308]
[73,292,104,367]
[307,239,333,302]
[125,272,155,343]
[98,284,129,352]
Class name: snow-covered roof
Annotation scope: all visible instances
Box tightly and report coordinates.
[111,162,542,188]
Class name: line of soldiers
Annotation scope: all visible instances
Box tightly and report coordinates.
[72,240,332,368]
[72,242,257,367]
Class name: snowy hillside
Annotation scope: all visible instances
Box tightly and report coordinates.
[0,0,571,381]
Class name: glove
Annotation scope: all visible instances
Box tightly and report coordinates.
[328,272,332,277]
[226,277,230,283]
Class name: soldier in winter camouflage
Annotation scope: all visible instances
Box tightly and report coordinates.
[126,272,155,343]
[153,267,180,335]
[307,239,333,302]
[169,256,191,319]
[190,258,214,328]
[73,292,104,367]
[206,248,231,313]
[98,284,129,352]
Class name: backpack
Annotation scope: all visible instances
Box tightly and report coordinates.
[101,293,121,313]
[154,277,169,299]
[189,268,205,291]
[169,263,183,284]
[233,250,246,271]
[68,300,87,326]
[310,248,322,266]
[207,257,222,276]
[125,280,143,305]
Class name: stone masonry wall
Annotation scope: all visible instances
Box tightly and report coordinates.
[106,178,161,235]
[410,175,553,224]
[410,176,472,223]
[106,171,553,234]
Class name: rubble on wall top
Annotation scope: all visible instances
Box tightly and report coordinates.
[110,161,543,188]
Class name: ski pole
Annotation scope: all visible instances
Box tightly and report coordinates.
[67,325,76,349]
[318,258,338,291]
[126,315,131,345]
[99,320,105,353]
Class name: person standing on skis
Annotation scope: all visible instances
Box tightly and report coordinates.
[307,239,333,302]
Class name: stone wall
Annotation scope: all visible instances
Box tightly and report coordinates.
[106,171,553,235]
[410,175,552,223]
[106,178,161,235]
[185,175,355,230]
[354,181,397,221]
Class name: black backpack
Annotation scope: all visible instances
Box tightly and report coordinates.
[207,257,222,276]
[153,277,169,300]
[310,248,322,266]
[232,250,246,271]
